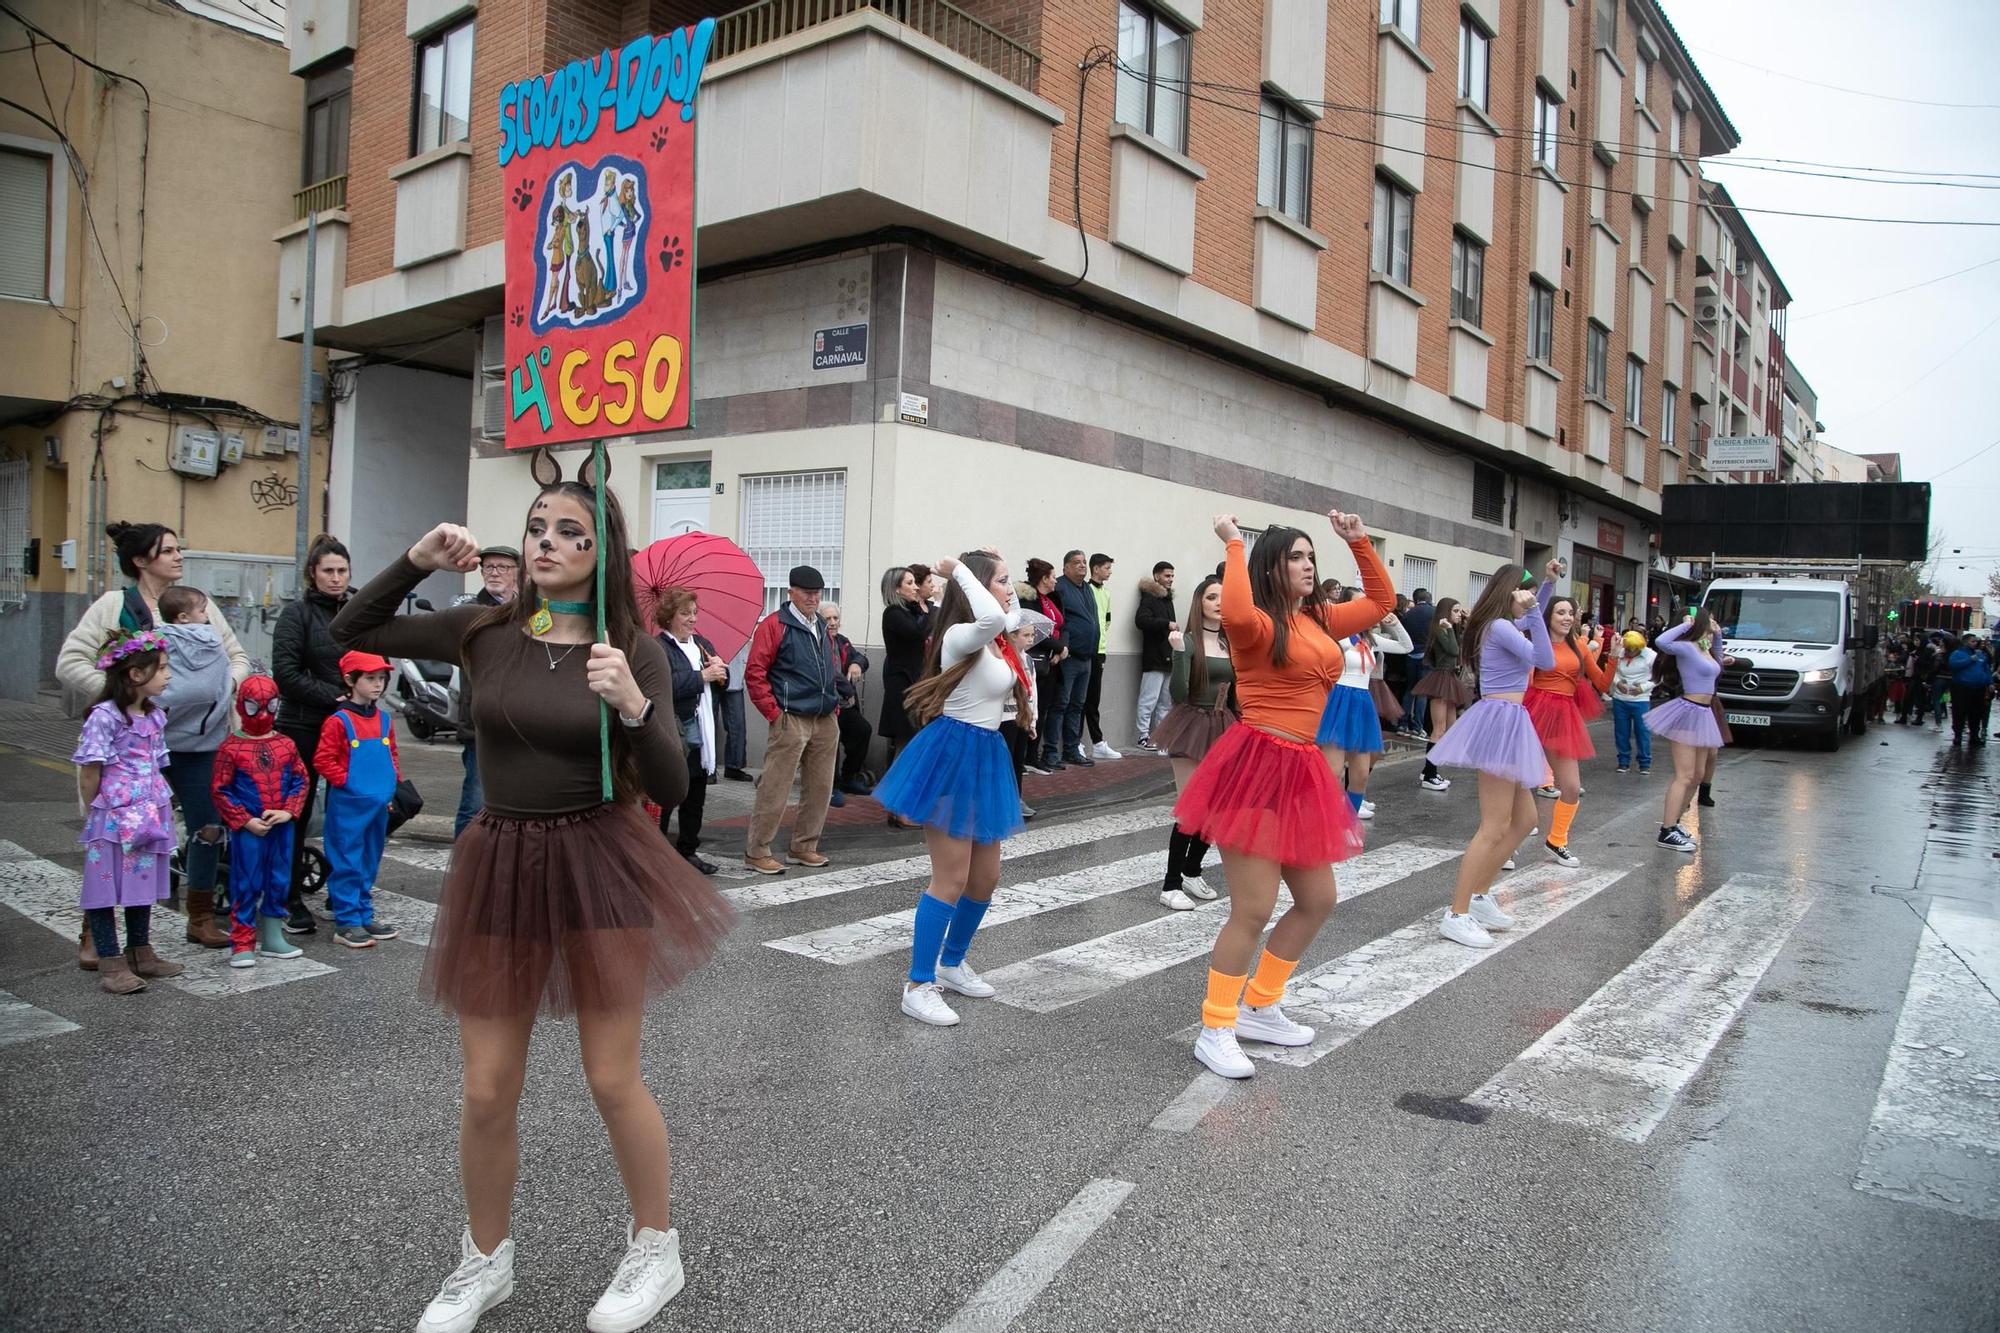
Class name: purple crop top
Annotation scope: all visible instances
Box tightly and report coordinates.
[1478,601,1555,694]
[1656,620,1723,695]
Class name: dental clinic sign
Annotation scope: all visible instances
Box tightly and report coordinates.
[499,21,713,448]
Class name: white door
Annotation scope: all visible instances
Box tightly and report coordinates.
[651,459,712,540]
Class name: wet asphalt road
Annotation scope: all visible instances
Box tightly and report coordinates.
[0,715,1994,1332]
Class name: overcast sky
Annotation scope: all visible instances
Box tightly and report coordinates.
[1666,0,2000,607]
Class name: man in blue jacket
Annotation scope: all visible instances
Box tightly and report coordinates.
[1049,548,1101,769]
[743,565,842,873]
[1946,631,1993,747]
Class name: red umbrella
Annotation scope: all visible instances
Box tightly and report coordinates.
[630,533,765,661]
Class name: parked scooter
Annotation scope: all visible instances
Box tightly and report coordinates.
[388,598,464,741]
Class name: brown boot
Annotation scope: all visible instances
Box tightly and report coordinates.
[78,923,100,972]
[98,954,147,994]
[183,891,229,949]
[125,945,186,979]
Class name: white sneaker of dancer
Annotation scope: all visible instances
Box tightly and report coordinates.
[901,981,960,1026]
[1501,856,1517,871]
[1467,893,1516,929]
[1159,888,1198,911]
[586,1223,684,1333]
[1439,909,1495,949]
[1357,799,1377,820]
[937,961,996,998]
[1236,1002,1316,1047]
[416,1229,514,1333]
[1181,878,1218,901]
[1193,1025,1255,1078]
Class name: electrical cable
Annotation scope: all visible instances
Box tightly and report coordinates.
[1683,45,2000,112]
[1791,255,2000,320]
[1926,436,2000,483]
[1054,46,1115,290]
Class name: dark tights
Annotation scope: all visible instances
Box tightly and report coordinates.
[86,906,151,959]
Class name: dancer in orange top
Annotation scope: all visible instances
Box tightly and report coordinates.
[1175,510,1394,1079]
[1521,560,1613,868]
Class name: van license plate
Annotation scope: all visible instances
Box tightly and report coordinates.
[1725,712,1771,727]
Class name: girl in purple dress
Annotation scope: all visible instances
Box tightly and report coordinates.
[71,630,186,994]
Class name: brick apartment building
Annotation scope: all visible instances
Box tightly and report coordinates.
[275,0,1743,733]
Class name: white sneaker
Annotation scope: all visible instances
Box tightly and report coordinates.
[1468,893,1516,929]
[587,1222,684,1333]
[416,1229,514,1333]
[1236,1002,1316,1047]
[1440,909,1495,949]
[1420,774,1450,791]
[1534,785,1561,800]
[1357,799,1377,820]
[901,982,960,1026]
[1501,856,1518,871]
[937,961,996,998]
[1092,741,1122,760]
[1544,841,1581,869]
[1193,1025,1255,1078]
[1181,877,1218,901]
[1159,888,1198,911]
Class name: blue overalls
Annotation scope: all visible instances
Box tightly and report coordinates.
[323,708,396,930]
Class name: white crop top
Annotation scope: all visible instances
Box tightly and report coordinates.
[938,564,1021,730]
[1335,617,1411,688]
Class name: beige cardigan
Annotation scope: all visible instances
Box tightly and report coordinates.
[55,589,252,716]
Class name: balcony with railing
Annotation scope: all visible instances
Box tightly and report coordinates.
[293,174,347,221]
[713,0,1040,90]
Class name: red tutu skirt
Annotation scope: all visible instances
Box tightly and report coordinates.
[1370,677,1404,724]
[1574,686,1605,722]
[1173,724,1365,866]
[423,802,736,1018]
[1523,686,1596,759]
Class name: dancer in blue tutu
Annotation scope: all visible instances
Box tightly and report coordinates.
[1314,602,1410,822]
[877,550,1030,1027]
[1644,608,1727,853]
[1427,566,1554,948]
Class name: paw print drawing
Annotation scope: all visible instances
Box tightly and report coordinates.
[509,306,525,328]
[649,126,670,152]
[510,182,535,212]
[658,236,685,274]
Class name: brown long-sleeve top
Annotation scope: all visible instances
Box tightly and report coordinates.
[332,554,687,818]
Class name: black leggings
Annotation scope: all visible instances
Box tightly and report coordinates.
[86,906,151,959]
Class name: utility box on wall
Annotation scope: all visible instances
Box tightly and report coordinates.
[171,427,221,478]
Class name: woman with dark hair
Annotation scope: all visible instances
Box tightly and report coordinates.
[1645,608,1728,852]
[1412,596,1471,791]
[334,465,732,1333]
[1428,567,1554,949]
[1178,511,1393,1080]
[1151,573,1233,908]
[1522,561,1613,868]
[878,564,934,828]
[57,521,250,706]
[1019,557,1068,773]
[271,533,353,929]
[876,550,1027,1027]
[655,587,728,874]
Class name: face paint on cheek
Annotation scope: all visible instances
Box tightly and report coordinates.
[576,538,594,552]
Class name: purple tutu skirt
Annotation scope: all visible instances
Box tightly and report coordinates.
[1645,696,1725,748]
[1427,697,1547,787]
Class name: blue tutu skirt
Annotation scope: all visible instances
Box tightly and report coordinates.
[1316,685,1384,753]
[873,716,1023,845]
[1428,697,1548,787]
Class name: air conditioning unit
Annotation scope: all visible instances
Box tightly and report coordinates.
[481,381,508,440]
[1697,302,1720,323]
[481,315,506,375]
[480,315,508,440]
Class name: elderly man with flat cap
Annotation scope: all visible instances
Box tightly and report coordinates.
[741,565,844,874]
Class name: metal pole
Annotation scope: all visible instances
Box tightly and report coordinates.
[297,209,317,578]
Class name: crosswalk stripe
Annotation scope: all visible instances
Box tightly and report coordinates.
[302,888,440,948]
[1854,899,2000,1221]
[720,805,1175,911]
[1468,871,1814,1141]
[1171,861,1640,1065]
[0,988,80,1048]
[383,844,452,874]
[987,839,1462,1014]
[0,840,340,996]
[765,851,1172,965]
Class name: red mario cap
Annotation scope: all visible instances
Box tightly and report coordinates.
[339,650,392,676]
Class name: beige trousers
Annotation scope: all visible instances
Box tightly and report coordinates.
[746,712,840,859]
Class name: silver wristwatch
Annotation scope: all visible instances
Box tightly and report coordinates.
[619,699,656,729]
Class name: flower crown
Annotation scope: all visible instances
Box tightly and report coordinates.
[95,629,170,672]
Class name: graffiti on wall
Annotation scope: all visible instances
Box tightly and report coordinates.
[250,472,298,513]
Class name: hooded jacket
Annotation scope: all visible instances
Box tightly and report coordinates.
[1054,573,1099,658]
[272,586,351,735]
[155,622,236,753]
[1133,577,1176,672]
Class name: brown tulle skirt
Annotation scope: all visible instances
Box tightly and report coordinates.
[1410,666,1474,707]
[1370,677,1405,723]
[422,802,736,1018]
[1153,702,1235,761]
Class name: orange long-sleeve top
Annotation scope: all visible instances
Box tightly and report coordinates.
[1530,636,1614,698]
[1221,535,1396,740]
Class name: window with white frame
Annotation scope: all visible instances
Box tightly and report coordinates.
[1381,0,1419,41]
[1372,175,1414,285]
[1533,90,1561,172]
[1586,323,1609,398]
[1661,385,1677,447]
[1635,48,1652,107]
[1669,106,1683,154]
[1625,356,1645,425]
[0,458,27,609]
[1457,16,1490,111]
[1115,2,1190,153]
[1451,230,1485,326]
[1594,0,1617,44]
[0,147,53,301]
[1401,554,1438,601]
[1257,98,1312,225]
[1527,279,1555,362]
[741,470,846,613]
[412,18,474,155]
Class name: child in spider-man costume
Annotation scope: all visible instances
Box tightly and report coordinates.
[211,675,310,968]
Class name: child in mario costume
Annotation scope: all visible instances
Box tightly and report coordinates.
[211,675,311,968]
[315,651,402,949]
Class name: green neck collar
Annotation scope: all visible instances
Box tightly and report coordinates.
[542,598,594,616]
